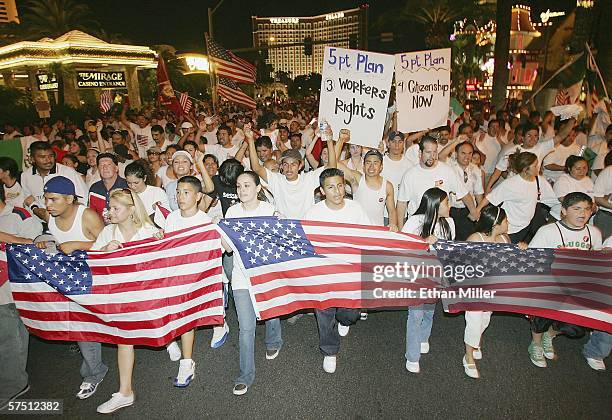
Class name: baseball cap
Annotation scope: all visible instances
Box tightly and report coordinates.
[171,150,193,163]
[279,149,303,162]
[87,125,98,133]
[147,146,162,154]
[204,117,213,125]
[180,121,193,129]
[388,131,405,141]
[44,176,81,197]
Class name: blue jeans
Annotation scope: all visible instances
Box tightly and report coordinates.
[582,331,612,361]
[233,289,282,386]
[405,303,436,363]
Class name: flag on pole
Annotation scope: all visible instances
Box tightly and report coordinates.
[206,35,256,84]
[157,56,183,117]
[178,91,193,114]
[100,90,114,113]
[217,77,256,109]
[5,224,224,346]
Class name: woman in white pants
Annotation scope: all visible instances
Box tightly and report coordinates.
[463,204,525,378]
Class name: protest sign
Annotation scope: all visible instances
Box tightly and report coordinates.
[395,48,451,132]
[318,46,394,148]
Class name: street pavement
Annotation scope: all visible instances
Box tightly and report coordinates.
[13,304,611,419]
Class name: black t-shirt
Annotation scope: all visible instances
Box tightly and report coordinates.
[207,175,239,216]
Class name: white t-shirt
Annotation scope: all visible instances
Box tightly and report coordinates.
[3,181,25,208]
[486,175,539,234]
[495,138,555,172]
[265,166,324,219]
[91,223,159,250]
[163,209,212,232]
[593,166,612,213]
[529,222,602,250]
[551,174,595,219]
[206,144,240,165]
[225,201,276,290]
[477,134,502,175]
[156,165,176,190]
[129,122,156,159]
[203,128,218,145]
[401,213,456,240]
[592,142,610,171]
[137,185,170,215]
[304,199,372,225]
[448,159,484,208]
[543,143,581,182]
[381,155,415,199]
[404,144,420,167]
[398,162,468,216]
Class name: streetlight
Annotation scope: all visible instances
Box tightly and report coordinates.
[208,0,226,39]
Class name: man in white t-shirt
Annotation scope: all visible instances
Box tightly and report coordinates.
[120,105,155,159]
[486,119,576,192]
[160,176,215,388]
[397,136,477,230]
[476,119,503,176]
[381,131,415,207]
[542,127,581,183]
[202,125,240,165]
[527,192,602,368]
[304,168,371,374]
[246,128,337,219]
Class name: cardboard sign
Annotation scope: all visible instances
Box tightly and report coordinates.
[318,46,394,148]
[395,48,451,132]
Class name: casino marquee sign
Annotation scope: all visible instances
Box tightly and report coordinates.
[76,71,127,88]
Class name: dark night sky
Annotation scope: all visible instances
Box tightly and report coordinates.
[84,0,576,52]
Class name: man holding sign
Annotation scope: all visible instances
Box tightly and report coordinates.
[394,49,452,133]
[318,47,394,149]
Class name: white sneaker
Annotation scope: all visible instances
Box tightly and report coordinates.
[420,342,430,354]
[166,341,181,361]
[473,348,482,360]
[173,359,195,388]
[97,392,134,414]
[323,356,337,373]
[405,360,420,373]
[211,322,229,348]
[338,324,350,337]
[585,357,606,371]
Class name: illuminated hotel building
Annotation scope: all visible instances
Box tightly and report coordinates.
[252,6,368,77]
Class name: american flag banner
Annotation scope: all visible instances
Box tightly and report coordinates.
[178,91,193,114]
[435,241,612,333]
[5,224,224,346]
[218,217,436,320]
[206,35,256,84]
[217,77,256,109]
[100,90,114,113]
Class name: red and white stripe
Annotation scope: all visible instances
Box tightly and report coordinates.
[218,82,256,109]
[99,90,113,113]
[8,224,224,346]
[443,249,612,333]
[179,92,193,114]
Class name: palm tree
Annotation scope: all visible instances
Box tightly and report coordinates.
[491,0,512,110]
[409,1,462,48]
[19,0,101,40]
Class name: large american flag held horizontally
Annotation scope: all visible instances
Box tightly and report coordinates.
[5,224,224,346]
[436,240,612,333]
[218,217,436,320]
